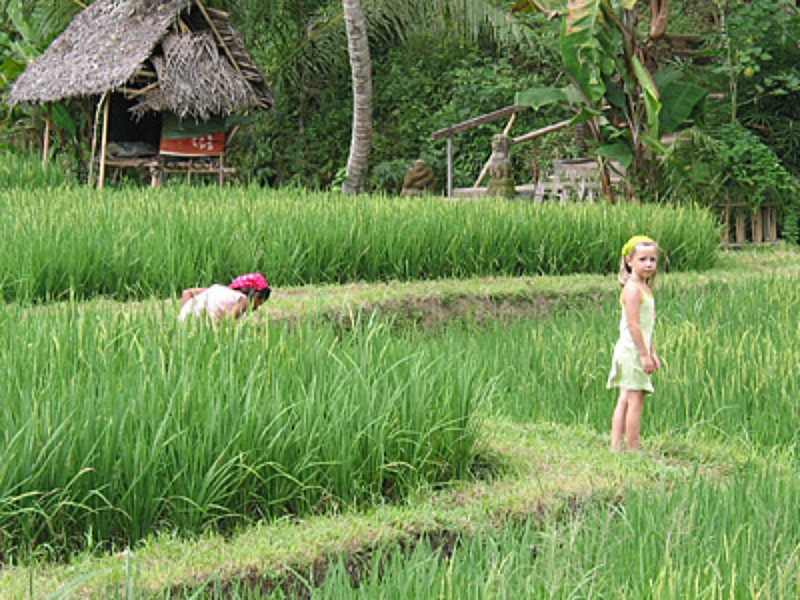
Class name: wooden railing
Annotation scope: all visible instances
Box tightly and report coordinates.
[718,200,779,247]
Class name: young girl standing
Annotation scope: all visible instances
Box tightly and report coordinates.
[607,235,661,452]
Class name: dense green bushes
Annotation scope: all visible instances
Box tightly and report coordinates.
[656,125,799,243]
[0,187,720,302]
[231,29,560,191]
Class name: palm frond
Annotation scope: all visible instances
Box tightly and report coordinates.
[264,0,535,93]
[3,0,82,58]
[31,0,84,44]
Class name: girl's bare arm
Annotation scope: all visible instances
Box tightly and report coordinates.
[650,343,661,370]
[227,295,249,319]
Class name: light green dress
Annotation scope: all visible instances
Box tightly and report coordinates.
[606,286,655,394]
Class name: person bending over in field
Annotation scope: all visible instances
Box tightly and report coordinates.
[179,272,271,322]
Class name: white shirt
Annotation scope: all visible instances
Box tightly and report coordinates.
[178,285,245,322]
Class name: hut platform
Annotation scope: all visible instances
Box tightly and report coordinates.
[102,156,236,186]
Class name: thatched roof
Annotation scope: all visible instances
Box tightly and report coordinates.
[7,0,272,119]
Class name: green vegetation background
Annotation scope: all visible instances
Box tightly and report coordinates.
[0,1,798,596]
[2,1,798,196]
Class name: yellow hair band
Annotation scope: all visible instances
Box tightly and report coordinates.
[621,235,655,257]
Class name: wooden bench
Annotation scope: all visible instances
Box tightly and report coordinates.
[450,157,624,201]
[100,155,236,186]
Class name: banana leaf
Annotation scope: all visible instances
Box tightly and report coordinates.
[658,80,707,134]
[560,0,616,104]
[514,85,582,110]
[631,54,661,141]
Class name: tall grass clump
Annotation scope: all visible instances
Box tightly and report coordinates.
[252,468,800,598]
[0,305,487,561]
[0,151,69,189]
[0,186,719,302]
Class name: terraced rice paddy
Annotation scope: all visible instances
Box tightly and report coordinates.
[0,185,796,598]
[0,186,717,302]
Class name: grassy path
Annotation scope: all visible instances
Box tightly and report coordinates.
[253,245,799,323]
[1,420,755,598]
[40,245,799,327]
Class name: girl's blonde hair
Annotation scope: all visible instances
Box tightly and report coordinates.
[618,238,659,286]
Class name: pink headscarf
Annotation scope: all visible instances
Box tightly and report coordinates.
[229,273,269,291]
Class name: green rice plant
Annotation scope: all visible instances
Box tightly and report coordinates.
[0,186,719,302]
[0,151,69,189]
[248,467,800,599]
[0,305,487,561]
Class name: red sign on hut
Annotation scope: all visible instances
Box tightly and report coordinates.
[159,113,226,157]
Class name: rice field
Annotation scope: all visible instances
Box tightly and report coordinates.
[225,467,800,599]
[0,306,487,560]
[474,275,800,449]
[176,274,800,599]
[0,186,718,302]
[0,184,795,597]
[1,272,796,566]
[0,151,69,190]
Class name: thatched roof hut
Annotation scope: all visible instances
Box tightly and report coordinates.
[7,0,272,117]
[7,0,272,187]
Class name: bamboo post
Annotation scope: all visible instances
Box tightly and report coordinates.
[88,92,108,187]
[150,163,163,188]
[720,202,730,245]
[42,107,51,167]
[511,119,573,145]
[446,137,453,198]
[735,208,746,245]
[751,207,764,243]
[97,93,111,190]
[766,204,778,242]
[762,204,778,243]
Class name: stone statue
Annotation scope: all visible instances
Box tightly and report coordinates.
[486,134,516,198]
[401,160,435,196]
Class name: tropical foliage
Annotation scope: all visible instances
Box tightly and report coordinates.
[709,0,800,176]
[513,0,707,200]
[223,0,552,189]
[0,0,796,217]
[657,124,799,242]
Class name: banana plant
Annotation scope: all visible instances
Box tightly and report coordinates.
[513,0,706,201]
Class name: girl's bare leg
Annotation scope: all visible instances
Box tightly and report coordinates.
[611,389,628,451]
[624,390,645,451]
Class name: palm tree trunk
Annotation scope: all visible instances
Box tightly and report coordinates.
[342,0,372,194]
